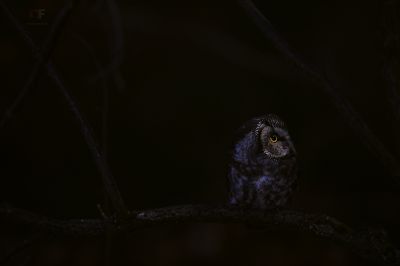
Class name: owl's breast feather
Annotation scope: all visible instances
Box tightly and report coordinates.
[253,175,273,190]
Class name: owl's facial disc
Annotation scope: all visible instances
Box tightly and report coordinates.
[259,125,291,158]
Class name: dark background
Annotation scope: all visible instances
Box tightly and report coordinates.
[0,0,399,265]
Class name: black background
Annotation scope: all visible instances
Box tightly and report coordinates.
[0,0,399,265]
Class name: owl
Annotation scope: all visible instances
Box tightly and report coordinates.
[228,114,297,210]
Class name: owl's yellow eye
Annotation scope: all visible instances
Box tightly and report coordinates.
[269,135,278,143]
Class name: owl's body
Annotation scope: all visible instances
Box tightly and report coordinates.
[228,115,297,210]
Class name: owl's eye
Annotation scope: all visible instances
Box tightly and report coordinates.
[269,135,278,143]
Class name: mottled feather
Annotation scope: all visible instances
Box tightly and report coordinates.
[228,115,297,209]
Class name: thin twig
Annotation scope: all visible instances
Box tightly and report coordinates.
[382,0,400,123]
[0,204,399,265]
[70,32,110,156]
[71,20,115,266]
[77,32,114,266]
[0,233,42,265]
[100,4,124,262]
[0,0,74,128]
[0,1,128,217]
[123,6,295,79]
[48,62,128,217]
[237,0,400,186]
[89,0,125,91]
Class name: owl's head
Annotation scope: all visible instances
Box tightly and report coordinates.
[232,114,296,163]
[253,114,295,159]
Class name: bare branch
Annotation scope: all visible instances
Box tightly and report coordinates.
[70,32,111,156]
[71,31,115,265]
[0,1,128,217]
[89,0,126,91]
[237,0,400,186]
[0,204,399,265]
[0,0,74,128]
[382,0,400,123]
[0,234,42,265]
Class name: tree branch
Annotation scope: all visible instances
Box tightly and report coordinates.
[0,204,399,265]
[0,0,75,128]
[237,0,400,186]
[89,0,125,91]
[0,1,128,217]
[69,31,111,156]
[0,233,42,265]
[70,30,115,266]
[382,0,400,124]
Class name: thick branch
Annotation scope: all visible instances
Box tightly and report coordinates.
[0,204,399,265]
[237,0,400,186]
[0,1,128,216]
